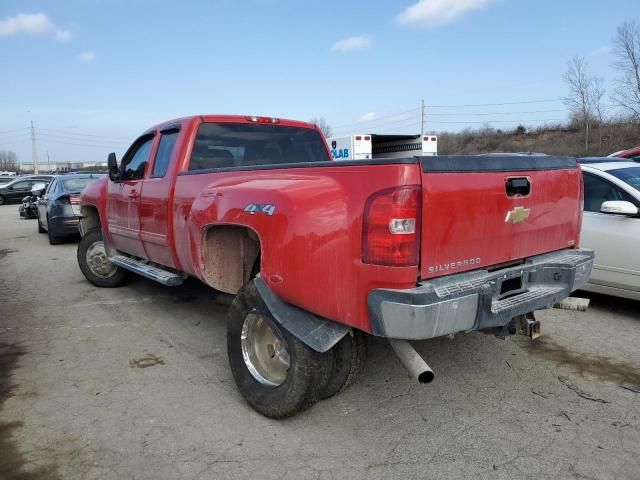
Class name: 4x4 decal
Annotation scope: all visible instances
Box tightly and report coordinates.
[244,203,276,216]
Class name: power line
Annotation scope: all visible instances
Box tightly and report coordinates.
[37,131,131,146]
[332,115,423,135]
[424,108,567,117]
[36,127,132,141]
[332,107,421,129]
[35,138,128,149]
[332,99,568,133]
[426,98,564,108]
[428,118,565,125]
[0,136,31,145]
[0,127,30,136]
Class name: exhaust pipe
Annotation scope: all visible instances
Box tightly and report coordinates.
[389,339,434,384]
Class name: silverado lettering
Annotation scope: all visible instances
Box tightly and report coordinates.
[76,114,594,418]
[427,257,482,274]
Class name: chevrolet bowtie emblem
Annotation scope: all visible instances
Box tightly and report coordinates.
[505,206,531,224]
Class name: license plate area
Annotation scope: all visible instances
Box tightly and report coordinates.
[498,274,525,299]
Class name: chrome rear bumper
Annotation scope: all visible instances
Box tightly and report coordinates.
[367,249,594,340]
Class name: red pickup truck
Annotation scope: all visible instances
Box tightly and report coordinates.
[78,115,594,418]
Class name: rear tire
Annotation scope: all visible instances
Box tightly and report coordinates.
[322,330,368,399]
[227,282,332,418]
[47,220,63,245]
[0,195,5,206]
[77,228,127,288]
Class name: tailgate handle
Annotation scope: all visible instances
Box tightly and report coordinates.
[505,177,530,197]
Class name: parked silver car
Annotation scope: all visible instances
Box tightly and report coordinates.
[579,158,640,300]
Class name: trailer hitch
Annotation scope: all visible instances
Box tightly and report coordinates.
[516,312,541,340]
[493,312,541,340]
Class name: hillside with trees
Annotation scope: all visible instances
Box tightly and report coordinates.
[437,20,640,157]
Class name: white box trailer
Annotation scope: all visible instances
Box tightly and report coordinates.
[329,134,437,161]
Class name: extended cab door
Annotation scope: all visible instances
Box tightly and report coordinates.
[139,127,180,268]
[106,134,155,259]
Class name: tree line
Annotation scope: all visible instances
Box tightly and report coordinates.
[0,150,18,172]
[564,20,640,154]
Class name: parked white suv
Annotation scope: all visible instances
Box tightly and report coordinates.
[579,158,640,300]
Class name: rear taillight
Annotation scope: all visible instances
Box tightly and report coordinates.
[70,195,80,205]
[362,186,421,267]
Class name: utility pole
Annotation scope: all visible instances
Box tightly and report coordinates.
[420,99,425,136]
[47,150,51,173]
[30,120,39,173]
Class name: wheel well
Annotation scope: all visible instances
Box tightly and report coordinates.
[79,205,101,237]
[201,225,261,295]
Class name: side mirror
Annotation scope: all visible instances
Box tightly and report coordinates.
[31,182,46,196]
[600,200,638,216]
[108,152,120,181]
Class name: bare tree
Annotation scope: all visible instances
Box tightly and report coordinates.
[591,75,607,152]
[612,21,640,119]
[0,150,18,172]
[310,117,332,138]
[564,56,593,154]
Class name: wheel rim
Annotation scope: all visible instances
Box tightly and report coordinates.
[241,312,290,387]
[85,240,117,278]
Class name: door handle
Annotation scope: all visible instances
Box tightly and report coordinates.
[128,191,140,199]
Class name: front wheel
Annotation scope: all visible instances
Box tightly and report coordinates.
[227,282,332,418]
[0,195,5,206]
[77,229,127,287]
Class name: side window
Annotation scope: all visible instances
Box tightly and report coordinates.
[121,136,154,180]
[12,180,31,191]
[583,173,636,213]
[45,180,55,195]
[152,130,179,178]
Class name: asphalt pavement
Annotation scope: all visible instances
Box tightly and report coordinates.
[0,204,639,479]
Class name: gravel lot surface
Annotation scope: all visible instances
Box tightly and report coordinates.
[1,204,639,479]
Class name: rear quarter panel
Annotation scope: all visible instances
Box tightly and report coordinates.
[173,163,422,331]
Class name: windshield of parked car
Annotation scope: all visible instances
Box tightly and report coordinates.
[608,167,640,192]
[61,176,103,192]
[188,123,330,171]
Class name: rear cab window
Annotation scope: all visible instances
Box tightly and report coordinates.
[188,122,330,172]
[152,129,179,178]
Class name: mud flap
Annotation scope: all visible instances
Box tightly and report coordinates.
[253,277,350,353]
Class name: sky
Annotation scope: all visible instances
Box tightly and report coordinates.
[0,0,637,165]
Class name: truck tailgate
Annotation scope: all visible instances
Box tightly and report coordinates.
[420,156,582,280]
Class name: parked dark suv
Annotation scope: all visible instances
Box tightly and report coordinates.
[0,175,54,205]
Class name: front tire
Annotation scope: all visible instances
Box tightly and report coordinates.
[77,229,127,287]
[0,195,5,206]
[227,282,332,418]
